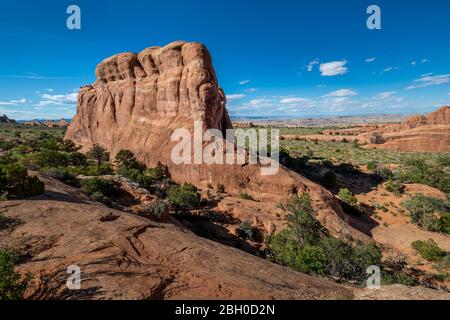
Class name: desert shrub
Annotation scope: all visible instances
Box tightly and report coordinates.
[86,144,110,170]
[320,169,337,188]
[216,183,225,194]
[84,163,114,176]
[0,250,32,300]
[167,183,200,213]
[370,132,385,144]
[0,163,45,200]
[396,158,450,193]
[385,180,405,196]
[42,167,77,186]
[30,149,68,168]
[239,193,255,201]
[402,195,449,234]
[80,178,119,200]
[319,237,381,281]
[67,152,88,167]
[237,220,255,240]
[285,194,326,246]
[337,188,358,207]
[382,270,419,286]
[269,194,381,280]
[366,161,378,171]
[114,150,142,171]
[411,239,446,262]
[142,162,170,182]
[374,165,393,180]
[151,200,169,220]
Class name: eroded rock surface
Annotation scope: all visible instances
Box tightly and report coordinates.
[66,41,367,242]
[0,175,353,300]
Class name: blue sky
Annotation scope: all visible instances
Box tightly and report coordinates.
[1,0,450,120]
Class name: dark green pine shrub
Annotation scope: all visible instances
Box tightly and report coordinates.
[80,178,119,205]
[0,163,44,200]
[337,188,358,207]
[167,183,201,213]
[0,250,32,300]
[385,180,405,196]
[269,194,381,281]
[402,195,449,234]
[411,239,446,262]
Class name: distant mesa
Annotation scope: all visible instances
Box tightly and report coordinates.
[297,106,450,153]
[0,114,16,123]
[23,119,71,128]
[66,41,369,242]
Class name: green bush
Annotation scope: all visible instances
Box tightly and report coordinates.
[374,165,393,180]
[237,220,255,240]
[320,169,337,188]
[239,193,255,201]
[115,150,143,171]
[411,239,446,262]
[366,161,378,171]
[42,167,77,185]
[81,178,119,200]
[84,163,114,176]
[86,144,110,170]
[269,194,381,281]
[337,188,358,207]
[385,180,405,196]
[167,183,200,213]
[0,250,32,300]
[0,164,44,200]
[142,162,170,182]
[402,195,449,233]
[396,158,450,193]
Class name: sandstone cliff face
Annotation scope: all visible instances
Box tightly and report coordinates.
[66,41,368,242]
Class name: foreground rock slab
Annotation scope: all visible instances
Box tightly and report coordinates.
[0,176,353,300]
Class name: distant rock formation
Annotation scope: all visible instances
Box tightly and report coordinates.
[23,119,70,128]
[0,114,16,123]
[364,106,450,152]
[307,106,450,153]
[66,41,368,242]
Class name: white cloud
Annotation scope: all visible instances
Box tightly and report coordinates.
[365,57,376,63]
[35,92,78,107]
[406,74,450,90]
[239,80,250,85]
[245,88,257,93]
[226,94,246,101]
[421,72,433,77]
[47,88,54,92]
[0,98,29,106]
[411,61,417,66]
[307,59,319,72]
[325,89,357,97]
[319,60,348,76]
[377,91,397,99]
[421,58,429,64]
[280,97,308,104]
